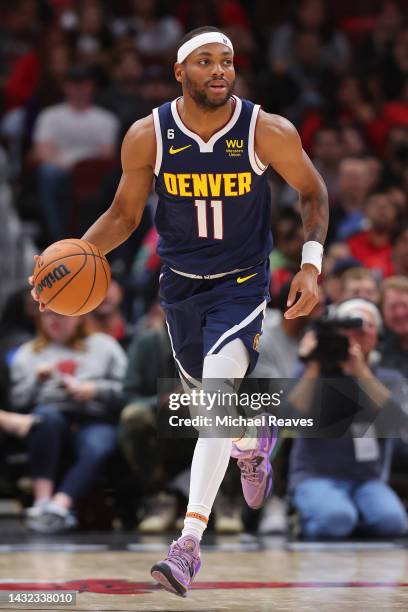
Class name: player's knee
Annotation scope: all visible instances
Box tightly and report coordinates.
[203,339,249,380]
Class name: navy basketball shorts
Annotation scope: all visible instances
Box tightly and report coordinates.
[159,260,270,385]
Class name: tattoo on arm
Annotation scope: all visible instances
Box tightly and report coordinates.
[300,184,329,245]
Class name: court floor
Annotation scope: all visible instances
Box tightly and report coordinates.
[1,536,408,611]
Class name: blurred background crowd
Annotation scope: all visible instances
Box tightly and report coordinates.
[1,0,408,539]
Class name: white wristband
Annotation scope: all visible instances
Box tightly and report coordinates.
[301,241,323,274]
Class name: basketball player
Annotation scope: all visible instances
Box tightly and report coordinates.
[31,27,329,596]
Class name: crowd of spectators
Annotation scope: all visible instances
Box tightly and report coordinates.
[0,0,408,538]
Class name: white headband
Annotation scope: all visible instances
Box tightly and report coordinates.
[177,32,234,64]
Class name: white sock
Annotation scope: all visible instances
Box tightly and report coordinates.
[182,437,232,540]
[181,340,249,541]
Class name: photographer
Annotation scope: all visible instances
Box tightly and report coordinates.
[288,299,407,539]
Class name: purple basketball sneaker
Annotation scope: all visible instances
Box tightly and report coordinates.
[151,534,201,597]
[231,420,277,509]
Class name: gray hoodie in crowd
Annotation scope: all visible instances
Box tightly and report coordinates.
[10,332,128,420]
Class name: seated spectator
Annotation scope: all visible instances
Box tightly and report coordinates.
[332,75,377,138]
[69,2,114,72]
[347,191,398,277]
[24,41,73,134]
[379,276,408,377]
[330,157,371,242]
[288,299,407,539]
[9,311,127,533]
[97,49,151,135]
[312,127,344,201]
[339,267,380,304]
[32,64,119,240]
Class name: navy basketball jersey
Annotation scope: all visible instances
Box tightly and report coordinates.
[152,96,272,275]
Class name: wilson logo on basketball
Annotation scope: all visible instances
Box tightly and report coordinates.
[36,264,71,294]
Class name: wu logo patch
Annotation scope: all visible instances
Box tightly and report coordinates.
[226,139,244,158]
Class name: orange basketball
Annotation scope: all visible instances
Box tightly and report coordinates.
[33,238,111,316]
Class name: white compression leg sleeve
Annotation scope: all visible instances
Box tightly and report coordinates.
[182,339,249,540]
[206,338,259,452]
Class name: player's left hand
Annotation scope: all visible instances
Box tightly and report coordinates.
[284,264,319,319]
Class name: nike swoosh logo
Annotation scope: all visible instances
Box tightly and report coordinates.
[169,144,192,155]
[237,273,258,284]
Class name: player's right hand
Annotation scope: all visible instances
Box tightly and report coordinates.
[284,265,319,319]
[28,255,46,311]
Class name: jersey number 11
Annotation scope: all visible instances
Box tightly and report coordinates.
[195,199,223,240]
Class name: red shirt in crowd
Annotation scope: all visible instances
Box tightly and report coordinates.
[347,230,392,277]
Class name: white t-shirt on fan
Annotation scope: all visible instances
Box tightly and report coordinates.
[34,103,119,168]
